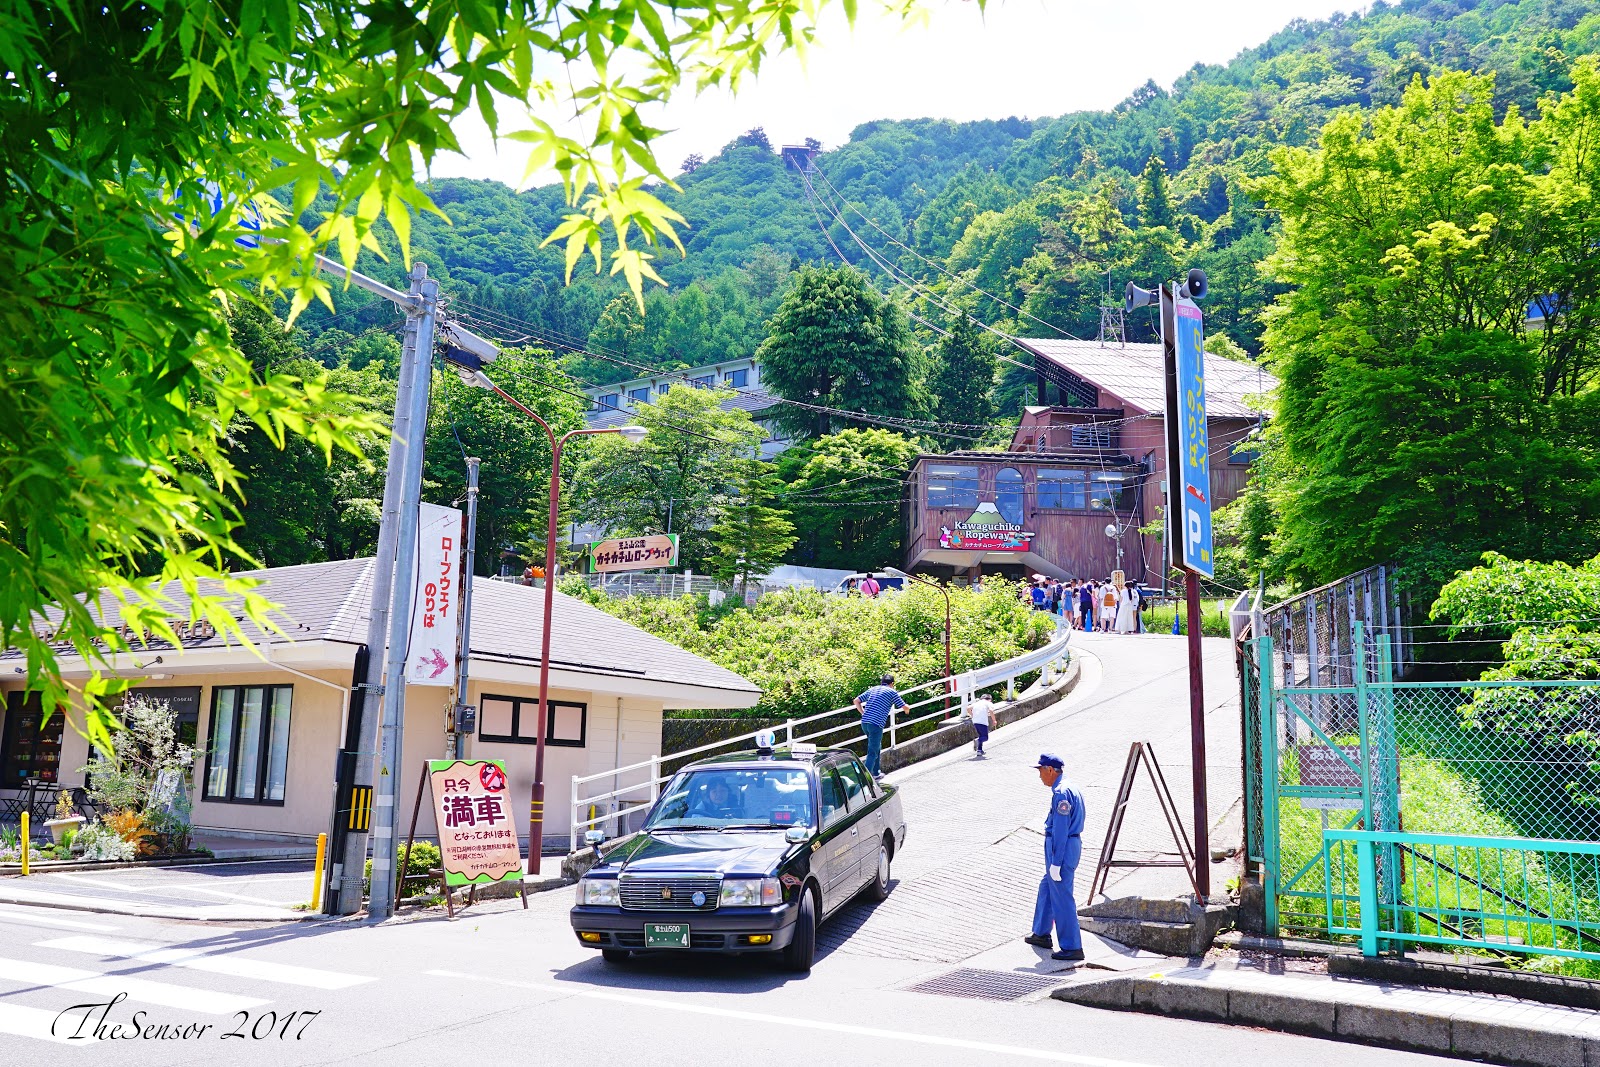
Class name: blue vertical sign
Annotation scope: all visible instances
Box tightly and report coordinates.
[1173,295,1213,576]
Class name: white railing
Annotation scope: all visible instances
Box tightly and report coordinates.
[568,626,1073,851]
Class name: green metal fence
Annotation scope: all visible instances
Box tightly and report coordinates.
[1245,622,1600,961]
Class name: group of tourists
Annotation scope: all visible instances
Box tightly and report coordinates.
[1027,573,1142,633]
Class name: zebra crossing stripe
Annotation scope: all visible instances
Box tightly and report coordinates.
[0,1002,74,1044]
[0,956,269,1015]
[35,936,374,990]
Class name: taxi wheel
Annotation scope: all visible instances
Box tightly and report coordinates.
[601,949,631,965]
[867,837,891,902]
[782,887,817,972]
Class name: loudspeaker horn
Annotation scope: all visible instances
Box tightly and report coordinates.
[1179,267,1208,302]
[1125,281,1158,313]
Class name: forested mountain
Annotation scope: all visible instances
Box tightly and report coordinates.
[272,0,1600,592]
[298,0,1600,394]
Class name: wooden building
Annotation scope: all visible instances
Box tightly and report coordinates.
[902,339,1275,585]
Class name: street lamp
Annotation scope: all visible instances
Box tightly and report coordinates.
[442,347,644,874]
[1091,497,1126,574]
[883,566,953,712]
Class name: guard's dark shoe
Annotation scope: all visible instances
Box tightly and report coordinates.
[1051,949,1086,961]
[1023,934,1053,948]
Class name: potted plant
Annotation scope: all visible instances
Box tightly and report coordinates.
[44,791,86,844]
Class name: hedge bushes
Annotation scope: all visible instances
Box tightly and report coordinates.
[587,578,1056,721]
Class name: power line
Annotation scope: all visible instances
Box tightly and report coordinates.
[445,299,1009,443]
[799,167,1041,375]
[809,163,1082,341]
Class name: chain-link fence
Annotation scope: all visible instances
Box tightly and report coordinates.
[1248,621,1600,961]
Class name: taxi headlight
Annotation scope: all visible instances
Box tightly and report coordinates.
[577,878,619,906]
[720,877,781,907]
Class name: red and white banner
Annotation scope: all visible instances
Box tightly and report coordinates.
[405,502,464,688]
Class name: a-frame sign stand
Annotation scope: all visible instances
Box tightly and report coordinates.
[1089,741,1202,901]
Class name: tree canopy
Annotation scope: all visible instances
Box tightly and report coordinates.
[1248,64,1600,593]
[756,265,928,438]
[1,0,901,742]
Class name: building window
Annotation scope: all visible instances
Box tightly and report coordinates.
[1070,423,1114,450]
[996,467,1025,524]
[724,368,749,388]
[1090,472,1131,510]
[690,375,715,388]
[204,685,292,805]
[122,686,203,750]
[479,694,587,748]
[926,464,979,510]
[596,394,620,412]
[1,691,63,786]
[658,383,672,396]
[1037,468,1087,509]
[627,388,650,405]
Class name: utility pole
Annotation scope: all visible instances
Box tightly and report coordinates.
[454,457,481,760]
[330,263,425,917]
[366,262,440,919]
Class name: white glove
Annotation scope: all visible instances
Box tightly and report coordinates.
[1049,865,1062,882]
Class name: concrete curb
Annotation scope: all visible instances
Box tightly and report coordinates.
[1329,954,1600,1012]
[1051,973,1600,1067]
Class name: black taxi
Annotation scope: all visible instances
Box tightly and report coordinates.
[570,739,906,971]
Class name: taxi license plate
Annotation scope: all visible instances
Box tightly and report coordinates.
[644,923,690,949]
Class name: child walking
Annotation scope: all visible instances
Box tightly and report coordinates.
[969,691,996,757]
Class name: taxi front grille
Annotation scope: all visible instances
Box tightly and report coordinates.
[618,876,721,911]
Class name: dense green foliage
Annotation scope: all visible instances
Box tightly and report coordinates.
[575,580,1055,720]
[2,0,869,745]
[756,265,928,438]
[1432,552,1600,680]
[1245,65,1600,595]
[777,430,920,571]
[571,385,768,570]
[708,461,797,589]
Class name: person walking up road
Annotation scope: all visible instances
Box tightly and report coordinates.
[1023,753,1086,961]
[967,690,996,756]
[854,674,907,778]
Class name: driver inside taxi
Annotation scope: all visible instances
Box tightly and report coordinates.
[689,778,742,820]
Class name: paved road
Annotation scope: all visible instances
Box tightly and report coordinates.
[0,895,1443,1065]
[0,630,1449,1064]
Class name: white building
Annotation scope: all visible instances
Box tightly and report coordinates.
[581,356,794,460]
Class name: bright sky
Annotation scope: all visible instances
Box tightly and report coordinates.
[430,0,1362,189]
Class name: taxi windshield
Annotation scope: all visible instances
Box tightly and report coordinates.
[645,767,815,831]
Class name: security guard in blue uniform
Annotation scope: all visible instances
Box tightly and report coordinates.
[1024,753,1086,961]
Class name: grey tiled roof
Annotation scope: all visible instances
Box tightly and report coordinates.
[11,557,758,697]
[1013,338,1276,418]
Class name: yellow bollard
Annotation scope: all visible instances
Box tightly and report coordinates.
[310,832,327,912]
[19,812,29,876]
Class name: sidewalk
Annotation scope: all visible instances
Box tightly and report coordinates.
[0,858,317,921]
[1051,956,1600,1067]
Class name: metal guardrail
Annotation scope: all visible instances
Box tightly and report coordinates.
[568,627,1073,851]
[1324,829,1600,962]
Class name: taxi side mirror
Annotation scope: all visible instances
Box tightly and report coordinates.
[784,826,811,845]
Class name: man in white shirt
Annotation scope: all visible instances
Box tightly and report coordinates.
[968,691,997,757]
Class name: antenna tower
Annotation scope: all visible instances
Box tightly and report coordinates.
[1098,270,1125,346]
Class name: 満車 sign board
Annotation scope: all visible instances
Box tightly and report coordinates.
[1162,289,1214,577]
[581,533,679,573]
[428,759,524,886]
[405,502,464,687]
